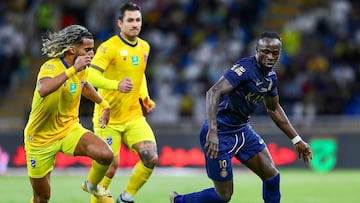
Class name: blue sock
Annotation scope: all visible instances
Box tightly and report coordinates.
[262,173,281,203]
[175,188,226,203]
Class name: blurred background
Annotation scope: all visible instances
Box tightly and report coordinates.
[0,0,360,173]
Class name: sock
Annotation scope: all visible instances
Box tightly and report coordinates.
[178,188,226,203]
[262,173,281,203]
[87,160,109,186]
[100,176,113,190]
[124,161,153,196]
[30,197,34,203]
[90,175,113,203]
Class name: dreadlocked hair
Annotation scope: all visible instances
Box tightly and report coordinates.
[41,24,93,58]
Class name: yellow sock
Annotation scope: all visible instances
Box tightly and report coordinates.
[125,161,153,195]
[87,160,109,185]
[100,176,113,189]
[30,197,34,203]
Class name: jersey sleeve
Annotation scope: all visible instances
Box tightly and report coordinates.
[87,67,118,90]
[37,61,58,80]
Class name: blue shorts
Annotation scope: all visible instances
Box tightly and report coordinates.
[200,121,266,182]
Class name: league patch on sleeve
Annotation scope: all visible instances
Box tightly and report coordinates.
[230,64,246,76]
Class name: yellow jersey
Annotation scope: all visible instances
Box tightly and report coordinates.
[90,34,150,125]
[24,58,87,147]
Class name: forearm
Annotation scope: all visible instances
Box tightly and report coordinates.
[38,70,71,97]
[268,105,299,139]
[87,66,118,90]
[82,82,104,104]
[206,88,219,131]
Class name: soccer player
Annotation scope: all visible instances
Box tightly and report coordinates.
[170,32,313,203]
[24,24,114,203]
[86,2,157,203]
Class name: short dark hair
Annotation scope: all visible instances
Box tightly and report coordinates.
[259,31,281,40]
[118,1,141,20]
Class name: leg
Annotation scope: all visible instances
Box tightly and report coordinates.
[74,131,113,165]
[74,131,114,198]
[29,173,51,203]
[170,122,231,203]
[244,147,280,203]
[118,140,158,203]
[117,118,158,203]
[89,126,122,203]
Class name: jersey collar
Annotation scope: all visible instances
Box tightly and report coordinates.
[118,34,138,47]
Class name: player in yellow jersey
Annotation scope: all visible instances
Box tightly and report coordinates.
[86,2,157,203]
[24,25,114,203]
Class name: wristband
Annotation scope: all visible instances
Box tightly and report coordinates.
[99,100,110,109]
[65,66,76,78]
[291,135,302,144]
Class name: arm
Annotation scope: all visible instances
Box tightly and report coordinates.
[38,55,90,97]
[88,65,134,93]
[82,82,110,128]
[264,96,313,163]
[205,76,234,159]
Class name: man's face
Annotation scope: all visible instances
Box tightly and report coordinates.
[118,10,142,40]
[75,38,94,57]
[256,38,282,71]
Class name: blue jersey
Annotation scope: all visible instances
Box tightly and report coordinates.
[217,56,278,131]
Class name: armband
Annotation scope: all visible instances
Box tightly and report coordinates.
[99,100,110,109]
[291,135,302,144]
[65,66,76,78]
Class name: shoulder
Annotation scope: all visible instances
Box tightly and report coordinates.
[137,37,150,50]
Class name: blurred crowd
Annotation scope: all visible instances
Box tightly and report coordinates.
[1,0,360,128]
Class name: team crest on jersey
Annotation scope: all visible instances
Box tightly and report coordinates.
[132,56,139,66]
[120,50,128,60]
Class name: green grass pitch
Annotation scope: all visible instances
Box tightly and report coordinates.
[1,167,359,203]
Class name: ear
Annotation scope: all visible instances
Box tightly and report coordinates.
[68,46,76,55]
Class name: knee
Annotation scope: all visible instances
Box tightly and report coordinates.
[99,149,114,165]
[139,150,158,168]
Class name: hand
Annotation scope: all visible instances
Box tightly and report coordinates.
[99,107,110,128]
[294,140,313,164]
[204,130,219,159]
[139,97,156,115]
[118,77,133,92]
[74,55,92,72]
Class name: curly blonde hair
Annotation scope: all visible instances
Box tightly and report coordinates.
[41,24,93,58]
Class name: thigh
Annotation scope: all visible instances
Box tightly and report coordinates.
[244,147,278,180]
[123,117,156,151]
[60,123,89,155]
[29,172,51,199]
[25,142,57,179]
[94,125,122,157]
[234,125,266,162]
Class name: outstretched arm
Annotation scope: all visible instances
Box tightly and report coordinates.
[264,96,313,164]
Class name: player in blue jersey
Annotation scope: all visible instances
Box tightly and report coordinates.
[170,32,313,203]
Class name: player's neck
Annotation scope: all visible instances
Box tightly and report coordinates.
[120,32,137,43]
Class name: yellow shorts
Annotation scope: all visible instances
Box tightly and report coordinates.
[94,117,156,156]
[25,123,89,178]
